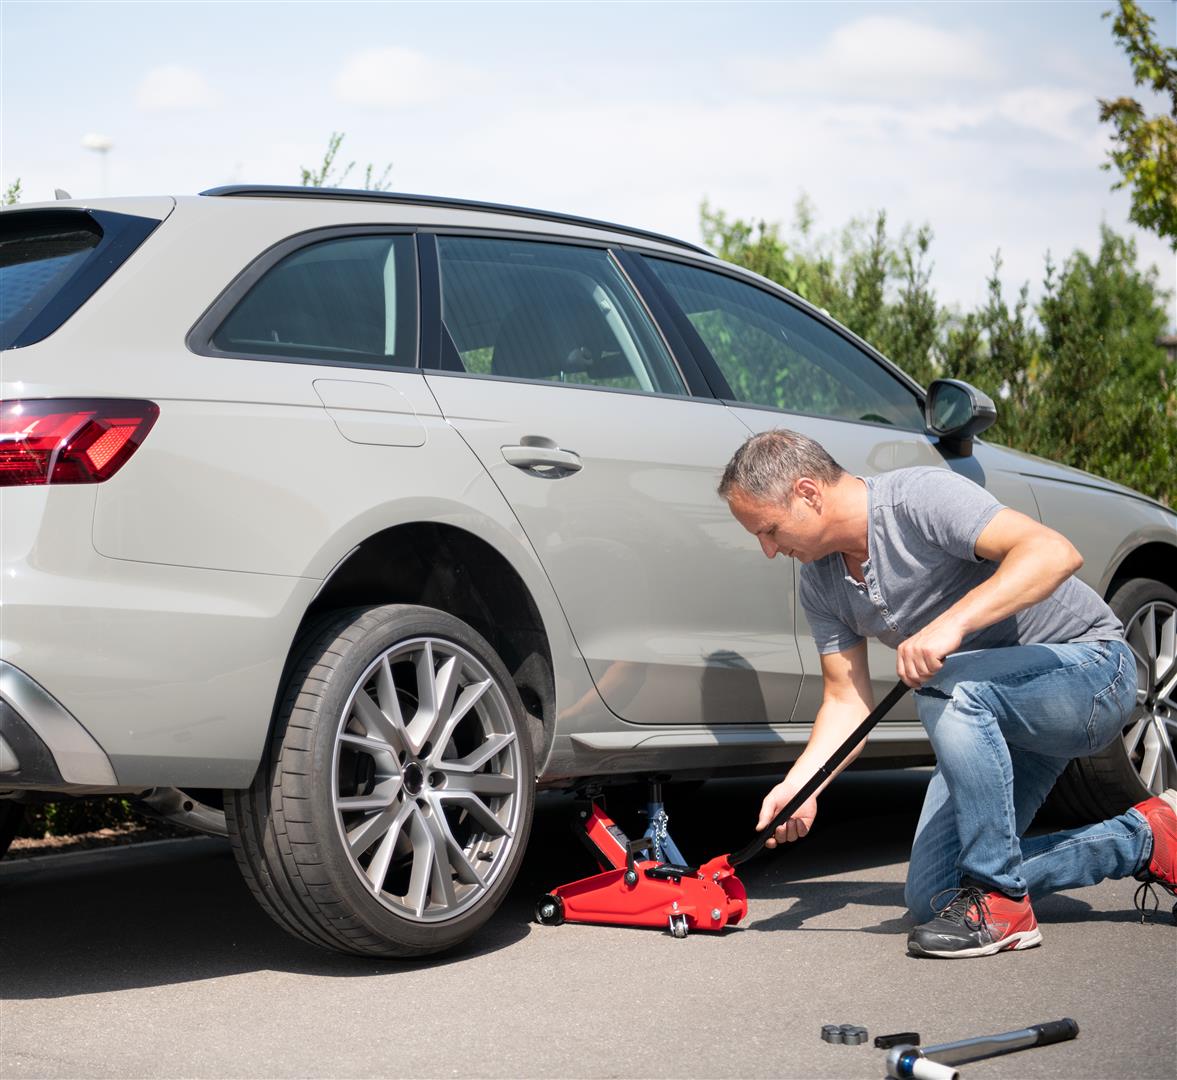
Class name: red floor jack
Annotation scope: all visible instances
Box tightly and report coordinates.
[536,680,909,937]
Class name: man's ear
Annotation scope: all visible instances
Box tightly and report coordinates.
[794,476,821,510]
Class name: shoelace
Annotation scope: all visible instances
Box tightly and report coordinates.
[929,886,993,931]
[1134,881,1160,923]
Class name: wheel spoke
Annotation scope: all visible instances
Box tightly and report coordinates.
[1155,658,1177,703]
[425,679,493,765]
[404,644,439,753]
[445,731,517,773]
[1132,606,1159,684]
[444,771,518,797]
[419,807,466,902]
[405,810,436,917]
[337,775,403,813]
[352,681,410,756]
[439,790,512,837]
[1156,717,1177,792]
[347,806,396,858]
[338,731,397,756]
[1141,728,1162,791]
[1123,713,1150,755]
[364,800,413,888]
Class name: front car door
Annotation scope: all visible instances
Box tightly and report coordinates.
[638,254,1041,717]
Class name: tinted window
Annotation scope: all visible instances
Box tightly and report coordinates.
[648,258,925,429]
[213,235,417,367]
[1,209,158,350]
[436,237,685,395]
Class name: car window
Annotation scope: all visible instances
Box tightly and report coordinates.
[0,209,160,350]
[435,236,686,395]
[646,257,925,429]
[213,234,417,367]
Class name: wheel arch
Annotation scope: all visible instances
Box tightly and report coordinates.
[1104,540,1177,598]
[292,522,556,769]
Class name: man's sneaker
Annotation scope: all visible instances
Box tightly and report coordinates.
[1132,789,1177,922]
[907,886,1042,959]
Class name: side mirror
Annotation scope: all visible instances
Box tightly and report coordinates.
[925,378,997,457]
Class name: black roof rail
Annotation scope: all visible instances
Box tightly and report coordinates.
[199,185,709,255]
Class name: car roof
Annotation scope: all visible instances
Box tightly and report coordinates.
[200,185,710,256]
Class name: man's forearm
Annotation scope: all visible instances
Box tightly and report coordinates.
[783,696,873,798]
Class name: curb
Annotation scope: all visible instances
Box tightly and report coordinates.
[0,835,228,881]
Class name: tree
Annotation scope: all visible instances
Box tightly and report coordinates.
[1099,0,1177,249]
[1034,227,1175,501]
[300,131,394,191]
[3,178,20,205]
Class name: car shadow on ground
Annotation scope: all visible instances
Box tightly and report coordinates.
[0,769,1144,999]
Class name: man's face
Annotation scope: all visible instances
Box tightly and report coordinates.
[726,483,825,563]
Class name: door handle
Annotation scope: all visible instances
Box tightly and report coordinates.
[501,444,583,474]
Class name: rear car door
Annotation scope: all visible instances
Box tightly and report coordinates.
[420,234,803,726]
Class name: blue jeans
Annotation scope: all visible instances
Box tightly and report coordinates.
[904,639,1150,922]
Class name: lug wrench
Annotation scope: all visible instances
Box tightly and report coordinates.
[884,1018,1080,1079]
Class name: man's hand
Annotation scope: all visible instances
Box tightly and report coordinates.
[896,616,964,688]
[756,780,818,848]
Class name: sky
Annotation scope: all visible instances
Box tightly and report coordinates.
[2,0,1174,322]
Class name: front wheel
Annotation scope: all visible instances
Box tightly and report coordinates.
[225,604,536,958]
[1047,578,1177,822]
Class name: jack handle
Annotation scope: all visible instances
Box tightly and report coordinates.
[729,680,909,867]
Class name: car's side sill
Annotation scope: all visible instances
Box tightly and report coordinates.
[569,722,927,751]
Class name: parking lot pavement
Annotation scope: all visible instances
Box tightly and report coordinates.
[2,769,1174,1080]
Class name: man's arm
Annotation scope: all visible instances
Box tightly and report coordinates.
[757,641,874,848]
[896,507,1082,687]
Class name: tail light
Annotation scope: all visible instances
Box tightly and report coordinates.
[0,399,159,487]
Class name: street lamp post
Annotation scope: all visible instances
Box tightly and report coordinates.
[81,133,113,195]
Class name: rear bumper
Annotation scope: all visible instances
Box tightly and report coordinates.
[0,661,122,791]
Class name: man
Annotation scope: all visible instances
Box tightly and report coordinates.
[720,428,1176,959]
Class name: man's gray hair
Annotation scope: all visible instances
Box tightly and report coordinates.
[718,429,845,501]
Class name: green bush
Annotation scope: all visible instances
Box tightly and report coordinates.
[18,796,140,839]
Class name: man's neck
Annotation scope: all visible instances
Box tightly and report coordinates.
[826,475,870,572]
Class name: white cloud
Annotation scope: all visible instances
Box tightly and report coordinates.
[136,65,219,110]
[743,16,1000,100]
[334,47,473,107]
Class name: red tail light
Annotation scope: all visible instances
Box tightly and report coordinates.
[0,399,159,487]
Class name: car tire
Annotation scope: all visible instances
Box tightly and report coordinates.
[1046,577,1177,824]
[224,603,536,958]
[0,800,24,860]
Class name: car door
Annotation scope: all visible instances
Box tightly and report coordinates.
[638,254,1041,717]
[419,233,803,727]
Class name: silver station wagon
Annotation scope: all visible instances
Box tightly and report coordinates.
[2,186,1174,956]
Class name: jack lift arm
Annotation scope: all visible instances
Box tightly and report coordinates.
[536,680,909,937]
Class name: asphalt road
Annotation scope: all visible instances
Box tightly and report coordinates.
[2,770,1174,1079]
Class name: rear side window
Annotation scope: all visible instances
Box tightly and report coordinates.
[0,209,159,350]
[211,234,417,368]
[435,236,685,395]
[647,257,925,429]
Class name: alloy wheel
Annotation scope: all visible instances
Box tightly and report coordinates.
[1122,600,1177,795]
[331,636,524,922]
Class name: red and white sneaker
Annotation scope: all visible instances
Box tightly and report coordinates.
[1133,789,1177,922]
[907,886,1042,958]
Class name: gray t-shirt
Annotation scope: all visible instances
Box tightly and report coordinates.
[798,467,1123,655]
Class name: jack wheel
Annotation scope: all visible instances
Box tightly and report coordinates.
[535,894,565,926]
[668,914,688,939]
